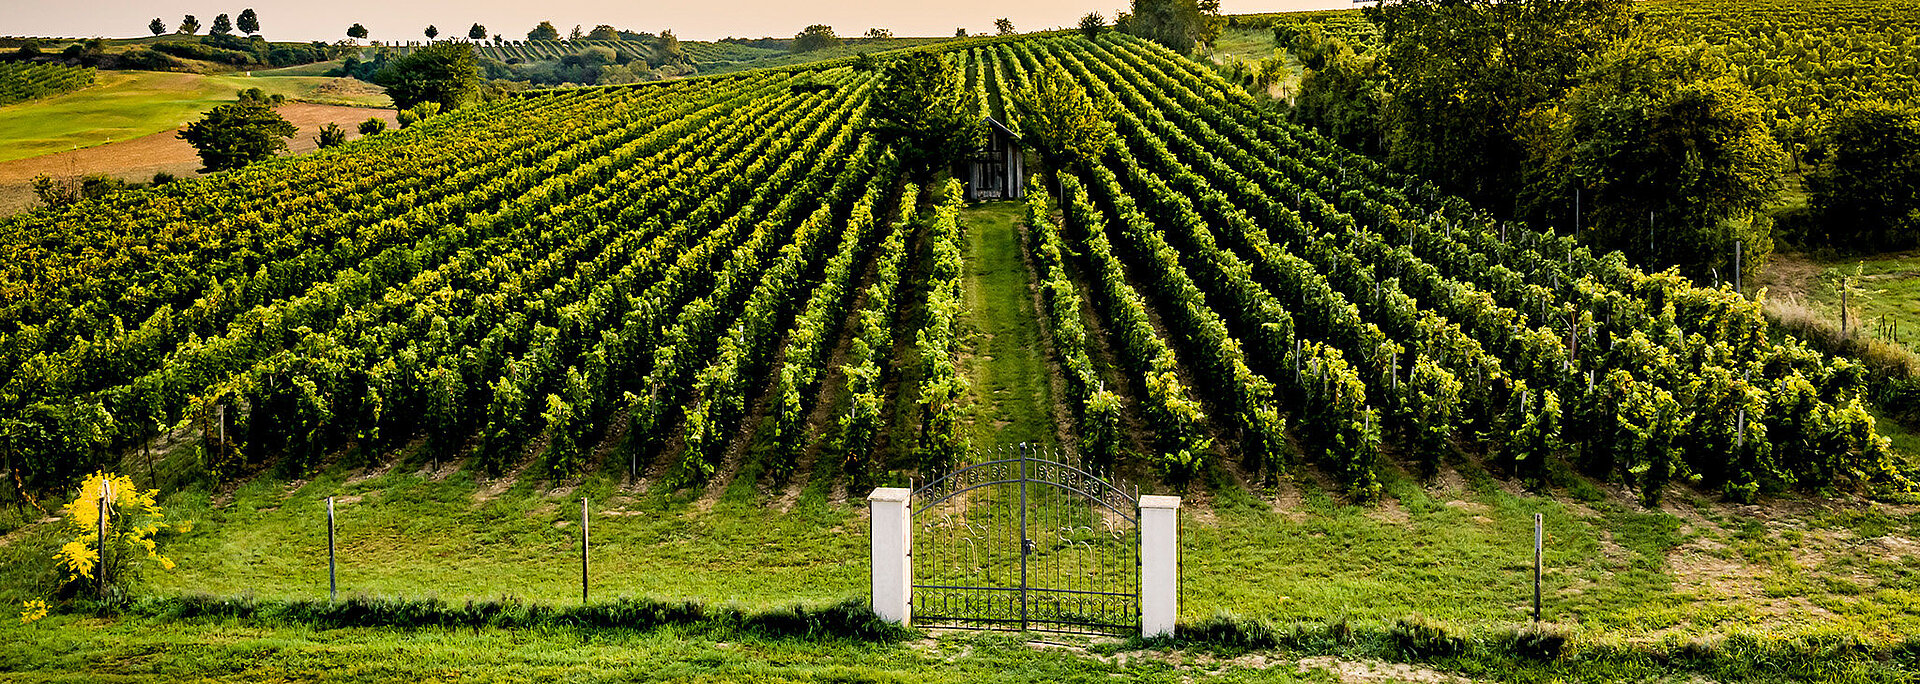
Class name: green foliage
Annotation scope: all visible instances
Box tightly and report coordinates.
[1128,0,1222,54]
[372,42,480,111]
[178,14,201,36]
[467,23,486,41]
[315,122,346,149]
[1523,40,1784,282]
[1289,35,1385,155]
[148,18,165,36]
[210,13,233,37]
[237,9,260,36]
[1366,0,1633,215]
[1013,61,1116,171]
[793,24,841,53]
[1079,12,1108,40]
[347,23,367,40]
[994,18,1017,36]
[356,117,386,135]
[527,21,559,42]
[1808,102,1920,251]
[176,100,296,172]
[870,51,984,179]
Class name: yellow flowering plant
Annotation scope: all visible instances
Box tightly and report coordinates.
[54,471,175,597]
[18,600,49,624]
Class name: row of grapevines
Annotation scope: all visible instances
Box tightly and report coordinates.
[911,180,971,473]
[0,62,92,105]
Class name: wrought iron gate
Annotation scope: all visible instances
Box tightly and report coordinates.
[910,444,1140,634]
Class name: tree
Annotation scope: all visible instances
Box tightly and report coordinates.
[793,24,840,53]
[870,51,985,180]
[865,28,893,40]
[468,23,486,41]
[569,25,584,41]
[371,41,481,111]
[994,18,1017,36]
[1808,102,1920,250]
[179,15,201,35]
[1014,60,1116,172]
[1128,0,1219,54]
[315,122,347,148]
[650,30,687,66]
[347,23,368,41]
[956,28,968,37]
[529,21,560,41]
[1365,0,1632,215]
[420,25,435,41]
[1521,40,1783,282]
[178,101,296,172]
[1078,12,1107,40]
[149,18,166,36]
[210,13,233,36]
[1290,36,1386,154]
[586,25,620,41]
[237,9,259,36]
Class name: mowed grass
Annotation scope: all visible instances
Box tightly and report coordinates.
[1807,251,1920,350]
[0,70,387,162]
[957,202,1061,451]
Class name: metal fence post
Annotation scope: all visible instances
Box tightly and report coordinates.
[1533,513,1544,623]
[328,497,338,602]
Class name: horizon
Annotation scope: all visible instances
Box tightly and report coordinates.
[8,1,1350,44]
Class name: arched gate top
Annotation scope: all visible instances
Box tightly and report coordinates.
[911,444,1138,522]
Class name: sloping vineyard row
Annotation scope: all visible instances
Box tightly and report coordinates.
[0,62,93,106]
[979,35,1895,500]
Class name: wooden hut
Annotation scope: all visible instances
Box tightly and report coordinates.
[964,117,1026,201]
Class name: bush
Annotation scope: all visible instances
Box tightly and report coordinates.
[315,122,346,148]
[357,118,386,135]
[1387,614,1463,659]
[396,101,440,129]
[1500,623,1568,661]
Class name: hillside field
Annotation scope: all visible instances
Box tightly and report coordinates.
[0,9,1918,684]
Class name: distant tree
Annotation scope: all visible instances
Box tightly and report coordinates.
[424,25,438,40]
[994,18,1016,36]
[315,122,347,148]
[793,24,840,53]
[237,9,260,36]
[870,51,985,180]
[1078,12,1107,39]
[586,25,619,41]
[468,23,486,40]
[178,101,297,172]
[210,13,233,36]
[1014,60,1116,173]
[236,87,285,107]
[569,25,584,41]
[371,41,481,111]
[492,34,502,43]
[149,18,166,36]
[1520,40,1782,281]
[956,28,968,37]
[865,28,892,40]
[650,30,687,66]
[1128,0,1219,53]
[1808,102,1920,250]
[347,23,368,41]
[528,21,560,41]
[179,15,201,35]
[358,117,387,135]
[1365,0,1633,216]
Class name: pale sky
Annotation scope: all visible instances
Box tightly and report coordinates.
[3,1,1350,43]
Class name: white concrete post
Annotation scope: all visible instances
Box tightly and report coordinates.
[1139,495,1181,638]
[868,487,912,625]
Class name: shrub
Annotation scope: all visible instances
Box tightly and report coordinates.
[357,117,387,135]
[315,122,346,148]
[1387,614,1463,659]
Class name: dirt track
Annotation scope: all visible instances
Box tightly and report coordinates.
[0,103,397,215]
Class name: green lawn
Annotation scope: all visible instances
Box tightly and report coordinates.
[1805,251,1920,350]
[957,202,1062,450]
[0,71,229,162]
[0,70,388,162]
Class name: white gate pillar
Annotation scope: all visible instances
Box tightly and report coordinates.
[868,487,912,624]
[1139,495,1181,638]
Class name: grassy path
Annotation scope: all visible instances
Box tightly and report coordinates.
[956,202,1064,452]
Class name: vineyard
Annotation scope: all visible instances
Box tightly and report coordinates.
[0,31,1903,510]
[0,63,94,107]
[373,38,951,75]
